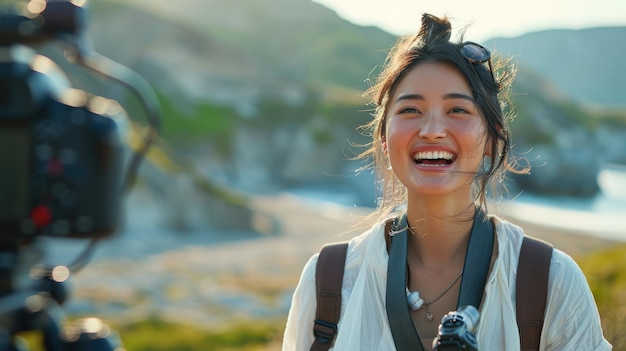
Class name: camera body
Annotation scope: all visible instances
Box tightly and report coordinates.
[432,305,480,351]
[0,45,123,241]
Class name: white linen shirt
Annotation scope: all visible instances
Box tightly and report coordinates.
[282,217,612,350]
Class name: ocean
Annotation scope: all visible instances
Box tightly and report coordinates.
[500,193,626,242]
[288,187,626,242]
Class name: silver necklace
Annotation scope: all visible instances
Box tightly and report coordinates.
[406,270,464,322]
[404,225,465,321]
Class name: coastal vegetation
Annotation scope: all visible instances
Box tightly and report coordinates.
[580,244,626,349]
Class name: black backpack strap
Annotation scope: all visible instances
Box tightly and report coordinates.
[456,209,495,309]
[310,242,349,351]
[386,214,424,351]
[516,236,553,351]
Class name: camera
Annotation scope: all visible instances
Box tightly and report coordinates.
[0,1,160,350]
[0,44,123,240]
[432,305,480,351]
[0,0,123,241]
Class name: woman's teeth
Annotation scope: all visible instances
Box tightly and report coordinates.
[414,151,454,165]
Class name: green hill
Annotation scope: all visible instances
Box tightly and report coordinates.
[86,0,397,104]
[52,0,626,199]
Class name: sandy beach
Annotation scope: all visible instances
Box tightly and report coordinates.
[63,192,622,348]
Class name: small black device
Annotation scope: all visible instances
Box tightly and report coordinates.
[432,305,480,351]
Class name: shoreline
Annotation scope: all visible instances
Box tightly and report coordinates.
[494,198,625,257]
[497,212,622,257]
[275,192,624,256]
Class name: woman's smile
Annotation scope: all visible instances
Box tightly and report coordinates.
[413,148,456,168]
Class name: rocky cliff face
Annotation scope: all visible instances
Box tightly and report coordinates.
[506,70,626,197]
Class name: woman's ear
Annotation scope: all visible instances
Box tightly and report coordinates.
[484,144,492,157]
[485,125,504,157]
[381,137,388,155]
[381,138,393,171]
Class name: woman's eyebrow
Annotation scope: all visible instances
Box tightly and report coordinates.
[395,93,423,102]
[444,93,475,102]
[395,92,475,103]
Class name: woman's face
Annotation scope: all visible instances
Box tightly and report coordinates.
[383,61,488,200]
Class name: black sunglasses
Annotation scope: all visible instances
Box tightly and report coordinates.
[461,41,495,82]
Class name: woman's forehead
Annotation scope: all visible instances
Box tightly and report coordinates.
[391,61,473,101]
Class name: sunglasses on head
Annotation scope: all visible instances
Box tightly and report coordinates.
[461,41,495,82]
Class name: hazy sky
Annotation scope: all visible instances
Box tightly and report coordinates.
[312,0,626,41]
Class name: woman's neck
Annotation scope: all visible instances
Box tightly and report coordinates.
[405,195,476,268]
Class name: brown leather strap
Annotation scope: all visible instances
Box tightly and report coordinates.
[516,236,553,351]
[310,242,349,351]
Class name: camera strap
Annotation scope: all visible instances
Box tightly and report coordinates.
[385,208,494,351]
[456,209,495,308]
[385,213,423,350]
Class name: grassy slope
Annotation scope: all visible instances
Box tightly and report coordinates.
[579,244,626,349]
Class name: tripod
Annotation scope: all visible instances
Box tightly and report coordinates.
[0,242,123,351]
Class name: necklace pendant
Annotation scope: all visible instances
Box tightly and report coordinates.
[426,310,434,322]
[406,290,424,311]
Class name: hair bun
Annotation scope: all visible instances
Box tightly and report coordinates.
[414,13,452,46]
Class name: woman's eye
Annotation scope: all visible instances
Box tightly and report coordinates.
[399,107,421,114]
[449,107,469,114]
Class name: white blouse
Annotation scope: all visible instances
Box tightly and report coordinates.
[282,217,612,350]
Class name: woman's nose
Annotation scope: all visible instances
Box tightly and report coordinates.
[418,114,446,140]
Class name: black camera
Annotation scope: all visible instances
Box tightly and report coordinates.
[432,305,480,351]
[0,45,123,240]
[0,1,160,350]
[0,0,123,242]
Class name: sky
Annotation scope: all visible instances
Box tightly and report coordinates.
[312,0,626,42]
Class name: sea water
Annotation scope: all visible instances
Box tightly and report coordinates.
[500,192,626,242]
[289,187,626,242]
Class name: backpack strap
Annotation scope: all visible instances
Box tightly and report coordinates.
[516,236,553,351]
[310,242,349,351]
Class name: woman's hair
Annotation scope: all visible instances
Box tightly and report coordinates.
[358,13,518,218]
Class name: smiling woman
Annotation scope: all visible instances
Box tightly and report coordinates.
[383,62,490,201]
[365,14,514,214]
[282,13,612,351]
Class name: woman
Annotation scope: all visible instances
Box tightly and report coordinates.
[282,14,611,350]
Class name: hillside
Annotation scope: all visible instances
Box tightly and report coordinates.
[32,0,626,232]
[86,0,397,107]
[487,27,626,109]
[85,2,626,111]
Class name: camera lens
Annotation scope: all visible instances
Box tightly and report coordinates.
[456,305,480,333]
